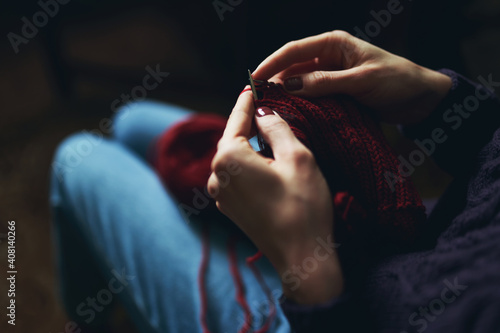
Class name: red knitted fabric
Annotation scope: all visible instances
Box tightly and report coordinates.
[254,82,426,244]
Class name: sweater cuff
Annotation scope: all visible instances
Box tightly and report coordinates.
[280,293,365,332]
[401,69,500,177]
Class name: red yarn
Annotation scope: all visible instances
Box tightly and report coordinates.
[334,192,368,232]
[228,235,253,333]
[197,226,275,333]
[154,114,227,207]
[246,256,277,333]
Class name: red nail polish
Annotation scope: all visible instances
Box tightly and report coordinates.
[256,107,274,117]
[240,87,253,95]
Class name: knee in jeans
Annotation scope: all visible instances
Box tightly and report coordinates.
[51,132,104,184]
[111,101,150,136]
[112,100,192,141]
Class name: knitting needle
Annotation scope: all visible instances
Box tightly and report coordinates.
[248,69,258,102]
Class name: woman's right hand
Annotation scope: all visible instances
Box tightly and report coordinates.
[252,30,452,125]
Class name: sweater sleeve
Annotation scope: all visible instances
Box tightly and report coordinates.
[401,69,500,177]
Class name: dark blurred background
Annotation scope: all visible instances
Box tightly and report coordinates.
[1,0,500,332]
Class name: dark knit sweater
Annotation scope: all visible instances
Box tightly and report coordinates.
[281,70,500,333]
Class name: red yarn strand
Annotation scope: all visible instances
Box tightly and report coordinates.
[228,236,253,333]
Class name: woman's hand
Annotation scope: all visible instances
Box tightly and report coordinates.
[207,90,343,304]
[253,30,452,125]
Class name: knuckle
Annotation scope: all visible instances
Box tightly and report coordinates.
[211,140,244,173]
[327,30,359,68]
[359,64,381,80]
[325,30,351,49]
[283,40,300,53]
[330,29,351,39]
[211,151,230,173]
[347,64,379,86]
[311,71,331,86]
[216,137,224,151]
[291,146,314,166]
[210,152,221,172]
[260,117,290,135]
[207,175,220,198]
[284,40,297,48]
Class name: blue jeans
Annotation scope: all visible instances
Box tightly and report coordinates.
[49,100,291,333]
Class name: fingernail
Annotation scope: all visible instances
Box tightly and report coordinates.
[284,77,303,91]
[256,106,274,117]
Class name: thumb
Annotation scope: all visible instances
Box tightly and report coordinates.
[283,68,362,98]
[254,106,304,161]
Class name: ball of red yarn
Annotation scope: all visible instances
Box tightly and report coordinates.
[153,114,227,207]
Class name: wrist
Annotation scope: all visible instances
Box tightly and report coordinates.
[276,236,344,305]
[411,66,452,125]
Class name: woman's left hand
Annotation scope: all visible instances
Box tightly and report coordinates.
[207,89,344,304]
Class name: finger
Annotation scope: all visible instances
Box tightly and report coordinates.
[271,59,322,81]
[282,67,368,97]
[208,142,274,206]
[254,106,304,161]
[223,87,255,139]
[252,30,350,81]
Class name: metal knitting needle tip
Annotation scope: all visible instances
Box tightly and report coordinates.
[248,69,258,102]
